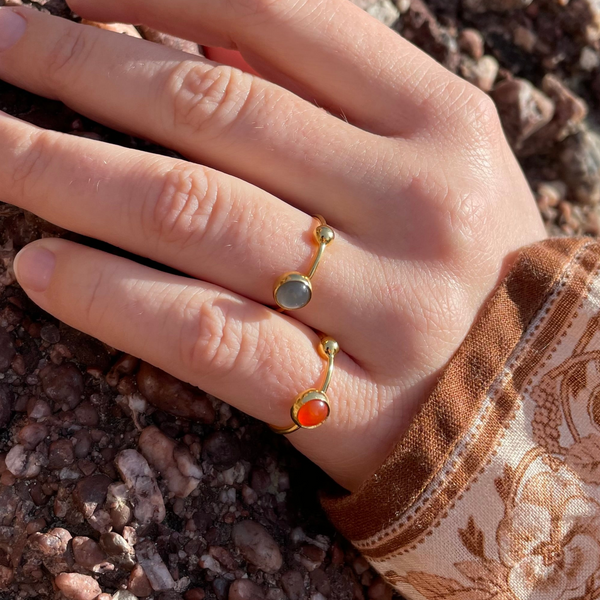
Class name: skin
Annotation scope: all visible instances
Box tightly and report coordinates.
[0,0,546,492]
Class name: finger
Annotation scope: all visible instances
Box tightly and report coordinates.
[0,111,359,339]
[0,7,391,226]
[13,238,373,489]
[69,0,465,137]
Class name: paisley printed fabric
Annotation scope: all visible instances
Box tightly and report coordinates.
[324,238,600,600]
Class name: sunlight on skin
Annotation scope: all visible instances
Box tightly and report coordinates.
[203,46,260,76]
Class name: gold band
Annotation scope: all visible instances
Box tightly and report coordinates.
[270,336,339,435]
[273,215,335,311]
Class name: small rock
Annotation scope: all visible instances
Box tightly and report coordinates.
[491,78,555,151]
[137,362,215,423]
[81,20,142,37]
[281,571,305,600]
[460,55,498,92]
[139,426,202,498]
[185,591,206,600]
[458,28,484,59]
[136,540,175,592]
[368,577,393,600]
[29,528,72,575]
[229,580,265,600]
[462,0,533,11]
[0,329,15,373]
[115,450,166,525]
[48,439,75,470]
[40,363,84,410]
[55,573,102,600]
[513,25,537,52]
[27,398,52,420]
[75,401,100,427]
[202,432,241,470]
[561,127,600,204]
[350,0,400,25]
[40,324,60,344]
[580,47,600,71]
[138,27,202,55]
[18,422,48,450]
[129,564,153,598]
[5,445,41,479]
[72,537,108,571]
[74,474,112,519]
[232,521,282,574]
[113,591,139,600]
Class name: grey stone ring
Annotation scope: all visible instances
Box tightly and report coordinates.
[273,215,335,311]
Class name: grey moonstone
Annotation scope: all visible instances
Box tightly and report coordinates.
[276,280,311,310]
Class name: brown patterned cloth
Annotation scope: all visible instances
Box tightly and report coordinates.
[324,237,600,600]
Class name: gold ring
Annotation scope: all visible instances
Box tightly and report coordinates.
[273,215,335,311]
[270,336,339,435]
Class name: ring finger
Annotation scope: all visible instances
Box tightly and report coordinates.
[13,238,373,489]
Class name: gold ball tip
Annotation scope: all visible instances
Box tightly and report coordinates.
[315,225,335,245]
[321,337,340,356]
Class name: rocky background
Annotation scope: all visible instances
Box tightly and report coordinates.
[0,0,598,599]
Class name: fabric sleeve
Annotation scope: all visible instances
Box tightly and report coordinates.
[322,236,600,600]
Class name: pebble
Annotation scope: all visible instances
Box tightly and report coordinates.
[185,590,206,600]
[112,591,139,600]
[0,386,12,429]
[72,537,108,571]
[202,432,241,471]
[0,328,15,373]
[40,363,84,410]
[137,362,215,423]
[458,28,484,59]
[48,439,75,470]
[281,571,305,600]
[80,20,142,37]
[460,55,499,92]
[350,0,400,26]
[128,564,153,598]
[138,426,202,498]
[5,445,41,479]
[27,398,52,420]
[115,450,166,525]
[40,324,60,344]
[75,401,100,427]
[560,127,600,204]
[368,577,393,600]
[29,528,72,575]
[18,423,48,450]
[463,0,532,10]
[135,540,175,592]
[74,474,112,519]
[55,573,102,600]
[491,78,555,151]
[228,579,265,600]
[138,27,202,55]
[232,521,282,574]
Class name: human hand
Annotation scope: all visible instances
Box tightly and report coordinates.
[0,0,546,492]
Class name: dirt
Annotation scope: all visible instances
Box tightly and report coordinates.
[0,0,598,599]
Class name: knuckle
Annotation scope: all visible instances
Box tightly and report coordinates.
[143,163,235,251]
[185,297,258,377]
[45,25,91,88]
[461,90,502,136]
[11,130,59,196]
[169,62,255,137]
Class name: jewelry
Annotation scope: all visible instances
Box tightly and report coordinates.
[273,215,335,311]
[270,336,339,435]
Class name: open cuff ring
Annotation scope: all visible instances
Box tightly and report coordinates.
[273,215,335,311]
[269,336,339,435]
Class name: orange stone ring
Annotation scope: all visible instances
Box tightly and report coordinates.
[269,336,339,435]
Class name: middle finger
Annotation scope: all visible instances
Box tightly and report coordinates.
[0,7,397,230]
[0,112,361,339]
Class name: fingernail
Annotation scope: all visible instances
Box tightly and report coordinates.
[0,9,27,52]
[14,245,56,293]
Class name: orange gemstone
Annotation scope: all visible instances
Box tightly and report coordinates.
[297,400,329,428]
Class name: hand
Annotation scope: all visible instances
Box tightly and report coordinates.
[0,0,546,492]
